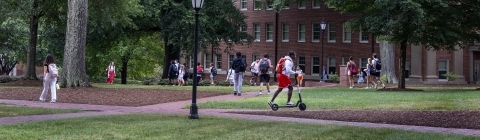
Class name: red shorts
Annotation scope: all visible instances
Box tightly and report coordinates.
[277,74,292,88]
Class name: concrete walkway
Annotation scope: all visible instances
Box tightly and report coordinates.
[1,86,480,137]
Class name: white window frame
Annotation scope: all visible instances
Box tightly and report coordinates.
[312,56,320,75]
[312,23,320,42]
[312,0,321,9]
[438,60,448,80]
[266,0,273,10]
[360,58,367,69]
[359,31,369,43]
[266,23,273,42]
[254,0,262,10]
[216,54,222,69]
[298,1,306,9]
[282,23,289,42]
[298,56,306,73]
[189,56,194,69]
[228,54,235,69]
[254,23,261,42]
[328,57,336,74]
[204,53,211,70]
[240,26,247,41]
[343,23,352,43]
[241,0,247,10]
[298,23,306,42]
[328,22,336,43]
[341,57,349,65]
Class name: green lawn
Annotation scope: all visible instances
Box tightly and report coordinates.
[197,87,480,110]
[0,114,477,140]
[92,83,276,93]
[0,103,82,118]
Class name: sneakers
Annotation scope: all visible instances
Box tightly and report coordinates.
[237,93,241,96]
[382,84,386,89]
[39,98,45,103]
[259,91,262,95]
[268,101,275,106]
[50,100,56,103]
[267,91,270,94]
[286,102,294,106]
[233,92,237,96]
[249,80,253,85]
[349,86,353,89]
[365,87,369,89]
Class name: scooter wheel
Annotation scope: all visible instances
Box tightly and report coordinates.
[299,103,306,111]
[272,104,279,111]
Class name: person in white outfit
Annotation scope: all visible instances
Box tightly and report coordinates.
[39,54,58,103]
[177,65,185,86]
[225,65,235,86]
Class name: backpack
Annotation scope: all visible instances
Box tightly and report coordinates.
[368,64,376,74]
[234,58,246,72]
[184,67,189,78]
[259,59,269,73]
[211,68,217,76]
[48,64,59,78]
[349,62,358,75]
[374,59,382,70]
[275,58,287,73]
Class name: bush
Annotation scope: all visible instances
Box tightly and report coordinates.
[442,72,458,84]
[380,74,387,84]
[156,79,169,85]
[0,76,19,83]
[328,72,339,83]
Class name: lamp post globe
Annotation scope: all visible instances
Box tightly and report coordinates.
[320,21,326,81]
[189,0,204,119]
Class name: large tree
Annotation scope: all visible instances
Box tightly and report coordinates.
[59,0,89,87]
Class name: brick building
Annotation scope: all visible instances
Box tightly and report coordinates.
[181,0,480,84]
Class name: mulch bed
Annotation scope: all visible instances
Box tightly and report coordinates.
[229,110,480,130]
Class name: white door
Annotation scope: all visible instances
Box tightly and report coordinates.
[475,61,480,84]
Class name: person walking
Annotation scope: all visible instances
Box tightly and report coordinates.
[268,51,296,106]
[196,62,203,85]
[232,52,247,96]
[372,53,385,89]
[209,63,216,85]
[168,60,178,86]
[105,61,115,84]
[258,53,272,95]
[249,58,260,86]
[39,54,58,103]
[346,56,357,89]
[295,66,304,87]
[183,63,189,86]
[178,65,185,86]
[225,65,235,87]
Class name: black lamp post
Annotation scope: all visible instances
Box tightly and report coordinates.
[189,0,204,119]
[320,21,326,81]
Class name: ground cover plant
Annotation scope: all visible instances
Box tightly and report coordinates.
[0,103,81,118]
[0,114,477,140]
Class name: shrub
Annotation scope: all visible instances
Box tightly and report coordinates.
[216,81,231,86]
[328,72,339,83]
[0,76,19,83]
[442,72,458,84]
[380,74,387,84]
[156,79,169,85]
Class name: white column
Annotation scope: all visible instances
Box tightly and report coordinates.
[470,49,474,83]
[424,49,438,84]
[409,45,422,84]
[454,46,466,84]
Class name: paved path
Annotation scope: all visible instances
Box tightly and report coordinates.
[1,85,480,137]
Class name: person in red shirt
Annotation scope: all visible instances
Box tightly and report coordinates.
[196,63,203,84]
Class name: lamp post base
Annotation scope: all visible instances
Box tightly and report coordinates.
[188,104,199,119]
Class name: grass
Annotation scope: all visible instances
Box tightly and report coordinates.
[0,103,82,118]
[92,83,276,93]
[197,87,480,110]
[0,114,477,139]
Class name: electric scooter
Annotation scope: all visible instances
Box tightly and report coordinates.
[269,75,306,111]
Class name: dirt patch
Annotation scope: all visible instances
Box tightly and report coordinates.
[0,87,227,107]
[230,110,480,129]
[377,88,424,91]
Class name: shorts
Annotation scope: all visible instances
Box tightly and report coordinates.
[296,75,303,81]
[259,74,270,83]
[210,73,214,78]
[252,72,258,77]
[169,74,177,79]
[374,72,381,77]
[277,74,292,88]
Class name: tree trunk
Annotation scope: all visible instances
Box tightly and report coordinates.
[121,57,128,84]
[161,37,180,79]
[24,0,41,80]
[398,40,407,89]
[59,0,90,87]
[379,40,398,84]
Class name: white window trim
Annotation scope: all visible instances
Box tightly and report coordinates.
[228,54,234,69]
[328,57,336,74]
[298,23,306,42]
[312,23,320,42]
[359,58,367,69]
[254,0,262,10]
[359,31,369,43]
[282,23,289,42]
[328,22,336,43]
[266,0,273,10]
[240,0,247,10]
[341,57,349,65]
[216,54,222,70]
[311,56,320,76]
[240,26,247,41]
[312,0,320,9]
[343,23,352,43]
[266,23,273,42]
[254,23,261,42]
[298,56,306,73]
[298,1,306,9]
[438,59,448,81]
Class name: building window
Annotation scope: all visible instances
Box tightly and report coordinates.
[228,54,234,69]
[298,56,306,73]
[253,54,261,63]
[312,0,320,9]
[266,0,273,10]
[298,1,306,9]
[438,60,447,79]
[204,54,211,68]
[312,57,320,74]
[216,54,222,69]
[241,0,247,10]
[282,23,289,42]
[298,23,305,42]
[328,22,336,42]
[254,23,260,42]
[360,31,369,43]
[343,23,351,42]
[266,23,273,41]
[189,56,194,69]
[360,58,367,71]
[328,57,336,74]
[240,26,247,41]
[405,59,410,78]
[254,0,262,10]
[312,23,320,42]
[341,57,349,65]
